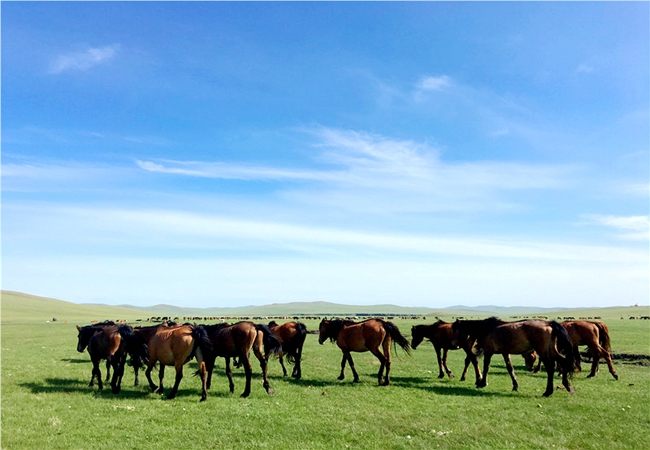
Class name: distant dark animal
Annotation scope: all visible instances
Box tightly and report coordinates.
[411,321,477,380]
[201,321,282,397]
[318,318,411,385]
[133,323,212,401]
[452,318,575,397]
[268,321,308,379]
[76,322,147,394]
[533,320,618,380]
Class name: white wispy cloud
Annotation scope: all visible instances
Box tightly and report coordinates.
[416,75,453,92]
[587,214,650,241]
[136,127,575,213]
[48,44,120,74]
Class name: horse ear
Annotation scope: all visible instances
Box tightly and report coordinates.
[76,325,81,331]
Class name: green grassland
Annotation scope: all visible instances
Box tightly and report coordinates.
[2,292,649,449]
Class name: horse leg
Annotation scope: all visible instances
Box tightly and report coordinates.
[145,360,159,393]
[442,348,453,378]
[204,356,215,390]
[111,354,126,394]
[167,363,183,399]
[105,360,111,383]
[338,353,347,381]
[542,358,555,397]
[559,359,575,396]
[348,354,360,383]
[254,344,274,396]
[587,346,599,378]
[157,364,165,395]
[91,358,103,390]
[477,354,492,388]
[225,357,235,394]
[435,346,445,379]
[503,354,518,392]
[292,345,303,379]
[604,350,619,380]
[460,355,471,381]
[371,349,387,386]
[240,354,253,398]
[534,358,543,373]
[573,346,582,373]
[278,351,288,377]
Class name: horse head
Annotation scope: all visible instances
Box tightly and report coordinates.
[317,319,330,345]
[410,325,424,349]
[76,325,96,353]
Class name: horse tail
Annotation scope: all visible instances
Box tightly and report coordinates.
[118,325,149,367]
[594,321,612,352]
[256,324,282,356]
[383,321,412,356]
[550,321,575,376]
[286,322,308,365]
[192,325,213,358]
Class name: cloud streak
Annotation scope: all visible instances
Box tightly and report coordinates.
[48,44,119,74]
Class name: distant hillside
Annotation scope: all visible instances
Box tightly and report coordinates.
[2,290,647,324]
[110,300,438,317]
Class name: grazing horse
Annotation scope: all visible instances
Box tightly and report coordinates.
[453,318,575,397]
[318,318,411,385]
[134,323,212,401]
[202,322,282,397]
[268,321,308,379]
[76,322,147,394]
[411,320,478,380]
[533,320,618,380]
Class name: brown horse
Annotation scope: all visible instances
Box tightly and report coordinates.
[533,320,618,380]
[76,322,147,394]
[318,318,411,385]
[411,320,480,381]
[453,318,575,397]
[268,321,308,379]
[134,323,212,401]
[201,322,282,397]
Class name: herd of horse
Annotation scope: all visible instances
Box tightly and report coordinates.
[76,316,617,401]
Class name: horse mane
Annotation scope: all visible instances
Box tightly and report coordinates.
[268,320,278,327]
[324,319,352,342]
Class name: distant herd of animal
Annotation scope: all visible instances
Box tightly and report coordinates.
[75,317,618,401]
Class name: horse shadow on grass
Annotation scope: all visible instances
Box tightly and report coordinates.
[19,378,147,399]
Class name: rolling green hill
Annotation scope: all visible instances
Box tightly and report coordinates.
[2,290,647,324]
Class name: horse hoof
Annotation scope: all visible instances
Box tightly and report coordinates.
[613,374,619,380]
[200,396,207,402]
[438,374,445,379]
[240,392,250,398]
[337,375,345,381]
[266,388,275,396]
[353,379,359,383]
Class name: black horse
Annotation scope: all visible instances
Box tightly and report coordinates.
[76,322,147,394]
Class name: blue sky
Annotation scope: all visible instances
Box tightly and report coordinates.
[2,2,648,309]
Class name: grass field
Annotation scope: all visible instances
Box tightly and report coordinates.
[2,292,649,449]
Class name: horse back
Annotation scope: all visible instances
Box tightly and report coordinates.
[482,320,545,355]
[338,319,386,352]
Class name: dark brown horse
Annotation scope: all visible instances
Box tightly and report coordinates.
[533,320,618,380]
[453,318,575,397]
[318,318,411,385]
[411,320,478,380]
[76,322,147,394]
[133,323,212,401]
[268,321,308,379]
[201,322,282,397]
